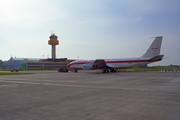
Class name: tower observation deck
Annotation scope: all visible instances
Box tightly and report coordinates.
[48,34,59,59]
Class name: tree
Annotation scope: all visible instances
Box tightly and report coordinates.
[0,59,3,68]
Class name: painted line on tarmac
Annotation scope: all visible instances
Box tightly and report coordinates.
[0,79,134,90]
[0,80,40,85]
[0,78,33,81]
[0,77,77,83]
[0,84,17,87]
[0,79,180,90]
[43,83,146,90]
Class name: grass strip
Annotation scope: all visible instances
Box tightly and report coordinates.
[0,69,57,71]
[0,73,33,75]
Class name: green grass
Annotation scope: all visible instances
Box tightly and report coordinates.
[0,73,33,75]
[97,66,180,72]
[21,69,57,71]
[0,69,10,71]
[0,69,57,71]
[149,66,180,70]
[119,66,180,72]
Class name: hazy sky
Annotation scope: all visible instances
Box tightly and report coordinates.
[0,0,180,66]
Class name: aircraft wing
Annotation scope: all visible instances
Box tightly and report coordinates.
[94,59,106,64]
[93,59,107,69]
[94,59,126,69]
[106,64,119,68]
[93,59,122,69]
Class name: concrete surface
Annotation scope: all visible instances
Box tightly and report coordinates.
[0,71,180,120]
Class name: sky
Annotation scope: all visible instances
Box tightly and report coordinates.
[0,0,180,66]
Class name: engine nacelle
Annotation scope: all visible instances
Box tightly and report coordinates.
[83,63,96,70]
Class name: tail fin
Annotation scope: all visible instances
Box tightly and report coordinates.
[142,36,163,58]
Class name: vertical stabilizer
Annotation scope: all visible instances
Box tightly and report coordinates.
[142,36,163,58]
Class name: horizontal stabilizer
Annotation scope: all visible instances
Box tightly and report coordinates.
[149,55,164,62]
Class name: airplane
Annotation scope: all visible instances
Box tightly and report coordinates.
[67,36,164,73]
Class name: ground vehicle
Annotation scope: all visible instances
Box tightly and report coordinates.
[58,68,69,72]
[10,67,19,72]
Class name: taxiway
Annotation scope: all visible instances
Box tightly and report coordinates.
[0,71,180,120]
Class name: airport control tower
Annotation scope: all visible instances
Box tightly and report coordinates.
[48,34,59,59]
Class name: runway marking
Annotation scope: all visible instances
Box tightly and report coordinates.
[0,76,180,91]
[0,79,143,90]
[0,78,33,81]
[0,84,17,87]
[0,79,179,92]
[0,80,40,85]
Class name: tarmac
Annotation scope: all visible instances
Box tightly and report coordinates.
[0,71,180,120]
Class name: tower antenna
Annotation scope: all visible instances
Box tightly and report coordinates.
[50,30,55,35]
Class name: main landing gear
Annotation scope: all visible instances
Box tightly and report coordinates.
[102,69,117,73]
[102,69,109,73]
[110,69,117,73]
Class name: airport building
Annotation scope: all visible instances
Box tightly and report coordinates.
[2,34,75,70]
[26,58,70,70]
[3,57,74,70]
[2,57,39,69]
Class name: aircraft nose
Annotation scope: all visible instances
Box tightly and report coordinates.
[67,64,71,68]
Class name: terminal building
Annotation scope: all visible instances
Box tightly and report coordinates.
[2,57,39,70]
[26,58,71,70]
[3,57,74,70]
[3,34,75,70]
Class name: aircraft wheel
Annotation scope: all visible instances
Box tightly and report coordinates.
[75,69,78,73]
[106,70,109,73]
[114,70,116,73]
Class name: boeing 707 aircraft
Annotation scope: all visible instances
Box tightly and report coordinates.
[67,36,164,73]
